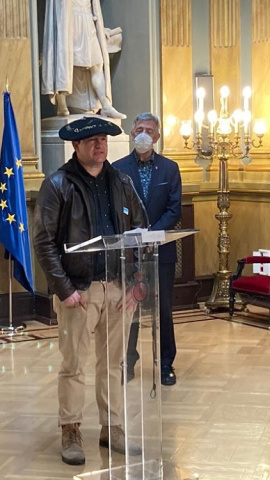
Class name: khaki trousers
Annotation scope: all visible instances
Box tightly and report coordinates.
[54,281,131,426]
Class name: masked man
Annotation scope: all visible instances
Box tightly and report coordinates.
[114,112,182,386]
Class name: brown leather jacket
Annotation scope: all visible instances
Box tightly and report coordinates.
[33,155,148,301]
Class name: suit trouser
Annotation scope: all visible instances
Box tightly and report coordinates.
[54,281,131,426]
[127,263,176,369]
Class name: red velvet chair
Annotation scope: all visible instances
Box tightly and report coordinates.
[229,256,270,318]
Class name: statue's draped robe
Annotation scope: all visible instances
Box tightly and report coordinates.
[42,0,112,112]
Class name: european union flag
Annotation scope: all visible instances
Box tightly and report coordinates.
[0,91,34,293]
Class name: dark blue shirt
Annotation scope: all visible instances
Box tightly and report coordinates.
[77,161,115,279]
[135,151,154,202]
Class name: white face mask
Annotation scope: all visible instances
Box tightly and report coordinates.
[134,132,153,154]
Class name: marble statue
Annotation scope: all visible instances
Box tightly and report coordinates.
[42,0,126,119]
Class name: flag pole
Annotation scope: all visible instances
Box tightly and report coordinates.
[0,81,14,332]
[0,82,25,333]
[8,253,14,330]
[0,254,24,333]
[0,254,15,332]
[6,254,24,332]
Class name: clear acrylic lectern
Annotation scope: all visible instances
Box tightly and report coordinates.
[64,229,198,480]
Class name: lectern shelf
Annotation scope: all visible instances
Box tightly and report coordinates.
[64,229,199,253]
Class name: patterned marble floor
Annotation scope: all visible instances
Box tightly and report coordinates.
[1,310,270,479]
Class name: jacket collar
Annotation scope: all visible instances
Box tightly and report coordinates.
[59,153,116,179]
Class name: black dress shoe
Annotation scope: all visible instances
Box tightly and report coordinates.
[161,365,176,386]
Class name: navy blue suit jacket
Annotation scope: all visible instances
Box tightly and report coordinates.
[113,150,182,264]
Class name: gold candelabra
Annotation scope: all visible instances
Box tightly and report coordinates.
[180,85,267,310]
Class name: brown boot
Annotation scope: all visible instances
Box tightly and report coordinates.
[99,425,142,456]
[62,423,85,465]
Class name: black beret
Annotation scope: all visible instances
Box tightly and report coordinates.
[59,116,122,141]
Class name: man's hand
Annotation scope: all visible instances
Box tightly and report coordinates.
[117,288,138,313]
[62,291,88,310]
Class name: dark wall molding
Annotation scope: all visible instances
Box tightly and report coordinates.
[173,275,213,311]
[0,276,213,327]
[0,292,56,327]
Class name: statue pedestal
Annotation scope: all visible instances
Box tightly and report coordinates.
[41,114,130,177]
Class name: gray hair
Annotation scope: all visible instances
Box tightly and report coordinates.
[132,112,160,130]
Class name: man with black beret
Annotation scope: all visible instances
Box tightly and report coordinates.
[33,116,148,465]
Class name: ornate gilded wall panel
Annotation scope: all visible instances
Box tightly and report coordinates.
[161,0,190,47]
[194,192,270,277]
[212,0,237,47]
[161,0,193,155]
[210,0,241,110]
[0,0,29,38]
[0,1,41,296]
[160,0,270,281]
[253,0,270,43]
[0,39,34,155]
[0,0,34,155]
[252,0,270,153]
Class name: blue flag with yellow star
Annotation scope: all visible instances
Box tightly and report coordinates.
[0,91,34,293]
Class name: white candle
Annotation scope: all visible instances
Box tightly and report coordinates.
[232,109,242,135]
[194,110,204,135]
[243,110,251,135]
[243,86,251,112]
[196,87,205,112]
[207,110,217,134]
[220,86,229,113]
